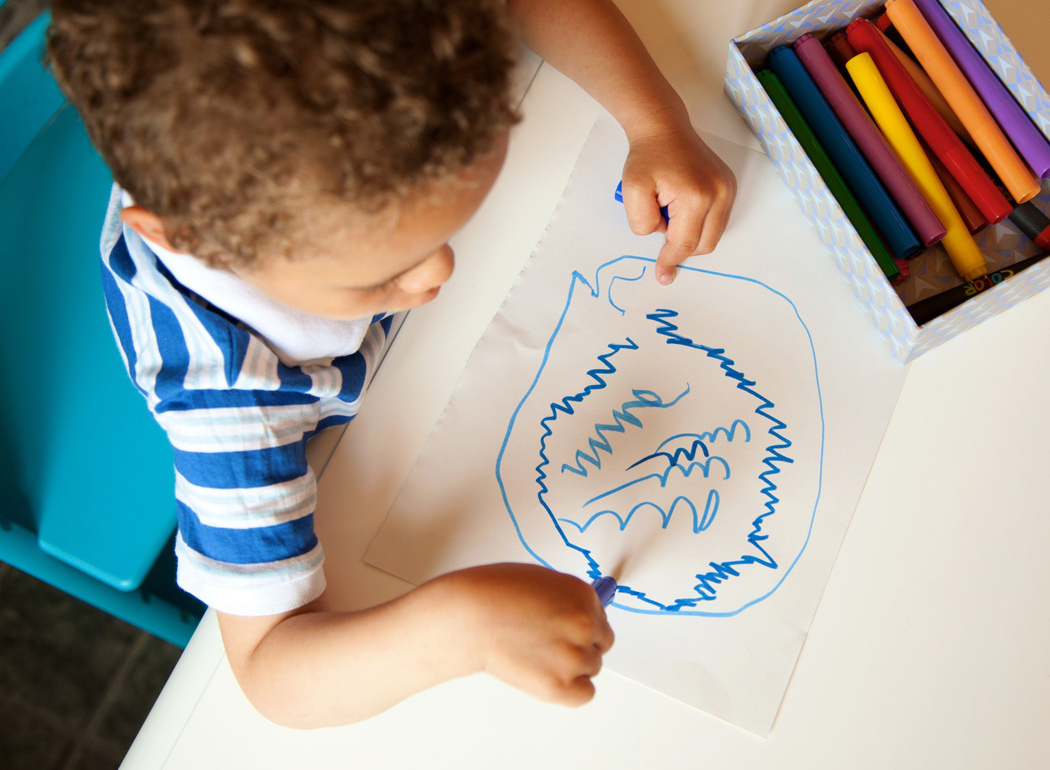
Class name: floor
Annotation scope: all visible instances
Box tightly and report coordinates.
[2,3,182,768]
[0,562,183,770]
[0,0,45,50]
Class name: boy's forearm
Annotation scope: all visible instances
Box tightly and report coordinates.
[509,0,690,139]
[218,564,613,728]
[510,0,737,279]
[218,579,477,728]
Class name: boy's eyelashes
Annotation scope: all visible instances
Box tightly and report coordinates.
[348,249,445,294]
[343,278,394,294]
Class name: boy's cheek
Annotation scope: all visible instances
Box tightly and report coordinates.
[384,286,443,314]
[306,288,435,320]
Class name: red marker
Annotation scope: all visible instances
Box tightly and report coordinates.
[924,140,988,234]
[846,18,1011,224]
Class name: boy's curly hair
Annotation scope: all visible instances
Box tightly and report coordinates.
[47,0,519,268]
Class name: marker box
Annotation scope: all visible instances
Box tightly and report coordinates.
[725,0,1050,363]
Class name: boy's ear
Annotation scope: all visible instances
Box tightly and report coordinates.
[119,205,181,252]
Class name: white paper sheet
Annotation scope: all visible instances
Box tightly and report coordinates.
[365,111,909,735]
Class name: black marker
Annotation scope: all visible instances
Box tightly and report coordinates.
[1007,201,1050,251]
[907,250,1050,325]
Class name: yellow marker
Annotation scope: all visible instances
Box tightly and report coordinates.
[886,0,1039,203]
[847,53,987,281]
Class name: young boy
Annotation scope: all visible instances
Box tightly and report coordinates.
[48,0,735,727]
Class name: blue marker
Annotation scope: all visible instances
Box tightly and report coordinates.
[591,575,618,607]
[768,44,922,260]
[614,181,669,222]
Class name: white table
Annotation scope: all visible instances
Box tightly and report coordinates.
[123,2,1050,767]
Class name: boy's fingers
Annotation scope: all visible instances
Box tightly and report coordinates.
[560,675,597,708]
[621,183,665,236]
[595,617,615,654]
[694,176,737,255]
[654,202,704,284]
[693,200,732,257]
[526,667,596,707]
[654,176,737,283]
[574,644,605,679]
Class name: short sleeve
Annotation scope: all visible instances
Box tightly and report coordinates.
[99,219,389,616]
[159,393,327,616]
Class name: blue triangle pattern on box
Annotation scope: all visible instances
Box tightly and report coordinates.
[736,0,882,61]
[943,0,1050,139]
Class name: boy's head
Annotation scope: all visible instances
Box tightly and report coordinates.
[48,0,519,316]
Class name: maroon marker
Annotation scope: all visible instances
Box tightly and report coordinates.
[824,31,858,73]
[794,33,945,247]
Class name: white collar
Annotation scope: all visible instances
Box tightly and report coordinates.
[122,195,370,366]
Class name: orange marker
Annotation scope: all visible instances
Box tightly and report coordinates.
[885,0,1040,203]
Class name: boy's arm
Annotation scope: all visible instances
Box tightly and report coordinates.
[217,563,613,728]
[508,0,736,284]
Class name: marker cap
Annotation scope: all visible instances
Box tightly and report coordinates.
[591,576,617,607]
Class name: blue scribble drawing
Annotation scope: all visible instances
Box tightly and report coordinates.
[496,256,824,617]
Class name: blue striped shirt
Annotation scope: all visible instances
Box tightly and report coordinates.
[99,190,393,616]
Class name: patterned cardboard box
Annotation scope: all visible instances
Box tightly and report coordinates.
[724,0,1050,363]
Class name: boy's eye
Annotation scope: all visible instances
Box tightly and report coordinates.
[344,275,396,294]
[367,276,399,293]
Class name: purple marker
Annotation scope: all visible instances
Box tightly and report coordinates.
[912,0,1050,179]
[794,33,946,247]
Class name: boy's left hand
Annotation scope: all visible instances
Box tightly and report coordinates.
[620,127,737,285]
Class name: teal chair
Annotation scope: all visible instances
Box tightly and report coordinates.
[0,9,204,647]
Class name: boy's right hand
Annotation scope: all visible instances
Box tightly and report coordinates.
[438,563,615,707]
[217,562,614,727]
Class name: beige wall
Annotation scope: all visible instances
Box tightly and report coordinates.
[982,0,1049,82]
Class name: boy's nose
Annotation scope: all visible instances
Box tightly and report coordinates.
[396,244,455,294]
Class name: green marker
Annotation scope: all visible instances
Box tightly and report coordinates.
[756,68,900,282]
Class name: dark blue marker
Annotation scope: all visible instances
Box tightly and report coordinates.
[591,575,618,606]
[768,44,922,261]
